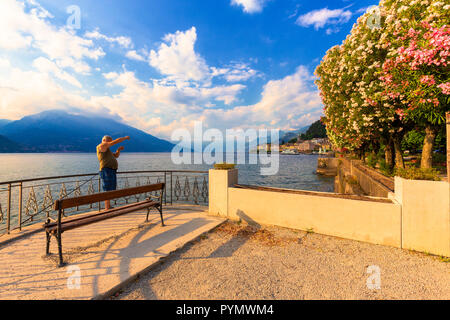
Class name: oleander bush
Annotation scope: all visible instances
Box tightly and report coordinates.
[378,159,394,177]
[315,0,449,170]
[394,166,441,181]
[367,153,378,169]
[432,152,447,165]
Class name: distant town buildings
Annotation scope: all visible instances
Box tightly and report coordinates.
[278,138,332,154]
[256,143,279,153]
[254,138,332,154]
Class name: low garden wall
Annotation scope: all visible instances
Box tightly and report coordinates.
[209,169,450,257]
[227,186,402,248]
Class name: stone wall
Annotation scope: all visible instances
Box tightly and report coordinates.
[318,157,394,198]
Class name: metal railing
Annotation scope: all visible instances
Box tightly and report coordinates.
[0,170,209,235]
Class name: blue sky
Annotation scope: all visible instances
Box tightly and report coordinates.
[0,0,377,139]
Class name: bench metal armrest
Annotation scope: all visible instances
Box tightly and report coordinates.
[44,217,57,226]
[147,190,164,204]
[146,194,161,200]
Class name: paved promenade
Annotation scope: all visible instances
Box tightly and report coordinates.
[117,222,450,300]
[0,205,225,300]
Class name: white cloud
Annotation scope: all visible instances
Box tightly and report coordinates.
[0,63,91,120]
[212,63,259,82]
[85,29,133,49]
[231,0,267,14]
[32,57,82,88]
[0,58,321,140]
[229,65,321,129]
[198,84,246,105]
[104,70,245,108]
[0,1,322,140]
[143,66,323,137]
[149,27,210,83]
[0,58,11,69]
[138,27,259,87]
[125,50,147,62]
[296,7,352,30]
[0,0,105,74]
[26,0,53,19]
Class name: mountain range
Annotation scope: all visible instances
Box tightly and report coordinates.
[0,119,12,129]
[0,134,23,152]
[0,110,316,153]
[0,110,174,153]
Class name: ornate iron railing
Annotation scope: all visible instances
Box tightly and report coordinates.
[0,170,208,235]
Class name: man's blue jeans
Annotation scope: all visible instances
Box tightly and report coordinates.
[100,167,117,192]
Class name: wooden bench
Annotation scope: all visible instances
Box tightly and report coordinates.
[44,183,165,266]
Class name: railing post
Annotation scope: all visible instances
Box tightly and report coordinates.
[164,172,167,205]
[98,176,101,211]
[7,184,11,234]
[18,183,22,231]
[170,172,173,205]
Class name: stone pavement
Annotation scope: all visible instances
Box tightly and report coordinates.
[0,205,225,300]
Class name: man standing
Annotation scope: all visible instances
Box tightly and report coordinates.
[97,135,130,210]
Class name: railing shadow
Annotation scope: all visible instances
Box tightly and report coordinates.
[205,210,260,259]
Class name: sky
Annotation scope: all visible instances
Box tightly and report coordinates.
[0,0,378,139]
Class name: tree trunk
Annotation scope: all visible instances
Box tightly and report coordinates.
[421,125,437,169]
[385,138,394,168]
[393,135,404,169]
[372,141,380,157]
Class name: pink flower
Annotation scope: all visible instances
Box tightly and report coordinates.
[437,82,450,95]
[395,109,405,120]
[420,75,435,86]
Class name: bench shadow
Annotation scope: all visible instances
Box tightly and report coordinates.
[91,216,212,298]
[114,210,261,300]
[0,209,215,299]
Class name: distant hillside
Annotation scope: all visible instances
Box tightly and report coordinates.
[280,125,310,144]
[0,135,23,152]
[280,125,311,144]
[0,120,12,129]
[0,110,174,153]
[300,120,327,140]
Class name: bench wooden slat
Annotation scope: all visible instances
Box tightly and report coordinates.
[54,183,164,210]
[45,200,158,228]
[46,200,160,233]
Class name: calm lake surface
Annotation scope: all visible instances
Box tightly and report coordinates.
[0,153,334,192]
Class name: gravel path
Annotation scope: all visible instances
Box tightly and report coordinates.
[115,222,450,300]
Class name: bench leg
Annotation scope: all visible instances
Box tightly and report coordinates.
[45,231,51,255]
[146,207,150,222]
[158,205,165,227]
[57,232,65,267]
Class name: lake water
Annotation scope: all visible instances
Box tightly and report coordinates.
[0,153,334,192]
[0,153,334,233]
